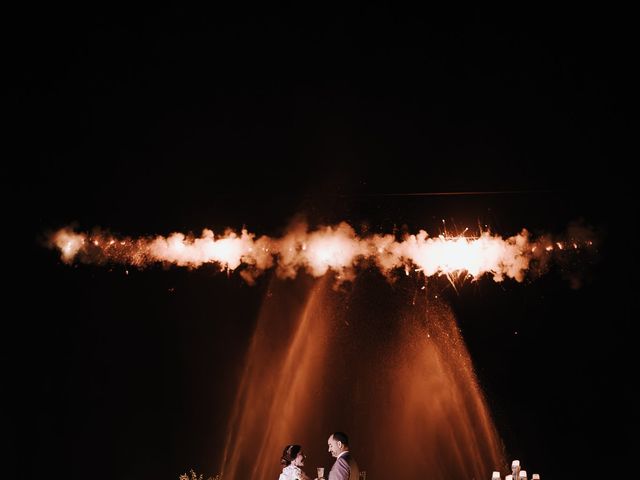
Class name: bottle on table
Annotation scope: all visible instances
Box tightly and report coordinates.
[511,460,521,480]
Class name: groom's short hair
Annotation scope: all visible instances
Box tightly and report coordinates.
[332,431,349,446]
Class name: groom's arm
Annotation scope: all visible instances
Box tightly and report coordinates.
[328,457,350,480]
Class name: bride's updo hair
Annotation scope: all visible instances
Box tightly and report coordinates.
[280,444,302,466]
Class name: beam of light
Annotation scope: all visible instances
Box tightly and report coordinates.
[47,222,595,284]
[342,189,555,197]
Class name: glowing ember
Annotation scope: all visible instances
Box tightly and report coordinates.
[48,222,594,283]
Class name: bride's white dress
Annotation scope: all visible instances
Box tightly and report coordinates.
[279,464,303,480]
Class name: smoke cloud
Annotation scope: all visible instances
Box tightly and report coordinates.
[47,222,596,285]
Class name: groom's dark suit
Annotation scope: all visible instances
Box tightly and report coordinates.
[328,451,359,480]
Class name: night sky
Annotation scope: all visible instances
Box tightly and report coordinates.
[11,5,634,479]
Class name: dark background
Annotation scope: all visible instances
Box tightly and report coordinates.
[10,5,634,479]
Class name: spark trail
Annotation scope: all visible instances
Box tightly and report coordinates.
[48,222,594,284]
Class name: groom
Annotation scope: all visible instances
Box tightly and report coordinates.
[326,431,359,480]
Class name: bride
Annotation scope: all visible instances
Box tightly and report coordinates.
[278,444,310,480]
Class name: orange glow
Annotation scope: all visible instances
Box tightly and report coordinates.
[221,277,505,479]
